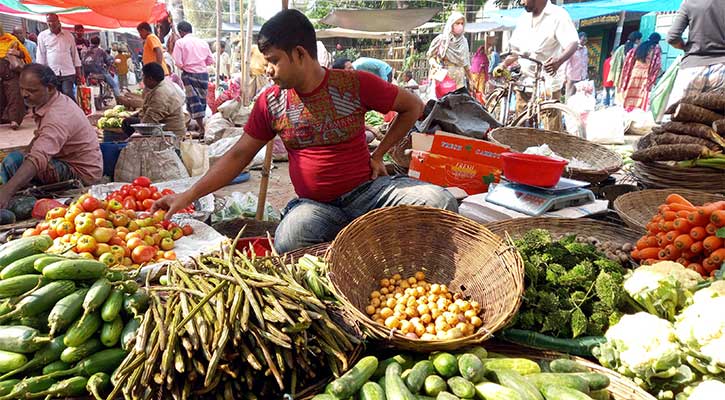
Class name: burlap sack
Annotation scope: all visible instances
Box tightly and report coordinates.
[115,136,189,182]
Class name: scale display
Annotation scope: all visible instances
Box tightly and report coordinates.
[485,182,595,216]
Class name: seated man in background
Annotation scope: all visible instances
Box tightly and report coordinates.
[0,64,102,208]
[121,63,186,138]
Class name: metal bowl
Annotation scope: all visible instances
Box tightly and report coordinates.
[130,123,165,135]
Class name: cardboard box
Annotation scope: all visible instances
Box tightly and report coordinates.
[408,132,509,195]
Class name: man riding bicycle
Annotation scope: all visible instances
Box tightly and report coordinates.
[82,36,121,99]
[497,0,579,132]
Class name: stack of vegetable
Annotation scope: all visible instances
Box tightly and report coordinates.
[504,229,631,347]
[104,176,196,214]
[315,346,615,400]
[110,247,360,399]
[97,105,133,130]
[0,234,145,399]
[633,92,725,169]
[629,193,725,276]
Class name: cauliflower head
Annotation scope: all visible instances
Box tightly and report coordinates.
[692,281,725,304]
[675,296,725,367]
[624,262,703,321]
[688,380,725,400]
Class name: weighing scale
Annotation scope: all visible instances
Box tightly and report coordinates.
[485,177,595,216]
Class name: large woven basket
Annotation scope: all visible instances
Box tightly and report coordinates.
[484,217,642,247]
[325,205,525,352]
[488,127,623,183]
[633,161,725,194]
[614,189,725,232]
[485,342,656,400]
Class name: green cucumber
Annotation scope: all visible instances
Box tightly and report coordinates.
[100,288,124,322]
[499,329,605,358]
[378,375,387,392]
[43,259,107,280]
[458,353,485,383]
[105,270,125,282]
[0,334,65,380]
[373,354,416,379]
[100,316,124,347]
[447,376,475,398]
[122,288,149,316]
[474,381,524,400]
[48,288,90,336]
[83,278,112,317]
[0,254,45,279]
[120,317,141,351]
[42,348,128,378]
[431,353,458,378]
[360,381,386,400]
[33,255,67,273]
[436,392,460,400]
[461,346,487,362]
[526,373,590,394]
[33,376,89,398]
[0,350,27,373]
[0,374,56,400]
[0,379,19,396]
[482,358,541,376]
[64,312,103,347]
[326,355,378,398]
[0,274,45,298]
[385,361,416,400]
[0,325,51,353]
[16,311,50,331]
[311,395,337,400]
[87,372,111,400]
[42,360,71,375]
[424,375,447,397]
[406,360,435,393]
[0,280,76,322]
[489,370,544,400]
[540,385,594,400]
[0,236,52,268]
[549,359,590,373]
[589,389,610,400]
[61,338,103,363]
[572,373,610,391]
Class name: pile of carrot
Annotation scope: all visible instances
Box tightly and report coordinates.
[631,193,725,276]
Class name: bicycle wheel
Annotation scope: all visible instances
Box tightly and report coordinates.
[484,89,506,123]
[512,102,586,139]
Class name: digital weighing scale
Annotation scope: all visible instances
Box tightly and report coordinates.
[485,177,595,216]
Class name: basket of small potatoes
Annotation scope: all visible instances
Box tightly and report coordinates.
[325,205,525,352]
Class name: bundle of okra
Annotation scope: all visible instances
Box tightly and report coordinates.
[110,245,361,400]
[633,91,725,169]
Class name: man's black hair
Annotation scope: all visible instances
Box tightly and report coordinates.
[22,63,59,87]
[404,70,413,79]
[74,24,84,30]
[90,36,100,45]
[142,62,165,82]
[258,9,316,59]
[219,41,226,49]
[332,58,350,70]
[177,21,192,34]
[137,22,152,32]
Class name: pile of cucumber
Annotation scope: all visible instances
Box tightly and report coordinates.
[0,235,145,399]
[314,346,614,400]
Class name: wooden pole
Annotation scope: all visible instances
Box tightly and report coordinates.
[613,11,627,49]
[240,0,254,105]
[215,0,222,86]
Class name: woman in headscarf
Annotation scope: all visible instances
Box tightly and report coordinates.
[610,31,642,95]
[0,23,32,130]
[426,12,473,98]
[619,32,663,111]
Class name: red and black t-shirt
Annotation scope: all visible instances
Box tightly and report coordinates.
[245,69,399,202]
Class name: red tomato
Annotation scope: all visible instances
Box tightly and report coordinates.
[121,184,132,192]
[149,186,158,193]
[161,189,174,196]
[151,192,161,200]
[142,199,155,210]
[133,176,152,188]
[123,198,137,211]
[129,187,139,199]
[136,188,151,201]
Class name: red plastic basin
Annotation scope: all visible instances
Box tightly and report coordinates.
[235,237,274,257]
[501,152,568,187]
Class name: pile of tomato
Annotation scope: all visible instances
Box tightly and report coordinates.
[105,176,196,213]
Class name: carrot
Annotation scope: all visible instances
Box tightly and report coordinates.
[693,263,707,276]
[676,210,691,218]
[682,250,696,260]
[662,211,677,221]
[706,223,718,235]
[674,234,694,250]
[703,258,720,274]
[666,230,679,243]
[674,218,692,232]
[676,258,689,266]
[688,211,709,226]
[711,210,725,227]
[690,241,704,254]
[690,226,707,241]
[643,258,658,266]
[646,236,658,247]
[710,249,725,264]
[698,201,725,218]
[659,248,669,260]
[666,193,694,207]
[664,221,675,232]
[637,247,661,260]
[665,244,682,260]
[636,237,649,250]
[703,236,724,252]
[630,249,640,259]
[658,204,671,213]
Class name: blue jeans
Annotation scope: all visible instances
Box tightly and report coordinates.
[103,71,121,97]
[57,75,76,102]
[604,87,615,107]
[0,151,77,185]
[274,175,458,253]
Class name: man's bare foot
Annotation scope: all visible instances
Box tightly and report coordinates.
[10,122,19,130]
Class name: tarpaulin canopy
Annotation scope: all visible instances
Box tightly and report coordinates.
[7,0,167,28]
[316,27,394,40]
[492,0,681,20]
[321,7,441,32]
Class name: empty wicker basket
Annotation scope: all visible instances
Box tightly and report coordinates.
[614,189,725,232]
[488,127,623,183]
[633,161,725,194]
[326,205,525,352]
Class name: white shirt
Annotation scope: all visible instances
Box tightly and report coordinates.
[211,51,231,75]
[509,2,579,91]
[36,30,81,77]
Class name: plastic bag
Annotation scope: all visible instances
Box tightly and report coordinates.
[211,192,280,224]
[435,75,458,98]
[204,112,233,142]
[180,139,209,176]
[585,106,627,144]
[115,136,190,182]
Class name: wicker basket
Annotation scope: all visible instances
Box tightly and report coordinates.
[325,205,525,352]
[488,127,623,183]
[484,217,642,247]
[614,189,725,232]
[485,342,656,400]
[633,161,725,194]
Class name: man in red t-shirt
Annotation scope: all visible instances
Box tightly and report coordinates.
[152,9,457,253]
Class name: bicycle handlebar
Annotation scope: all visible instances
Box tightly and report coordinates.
[500,51,544,67]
